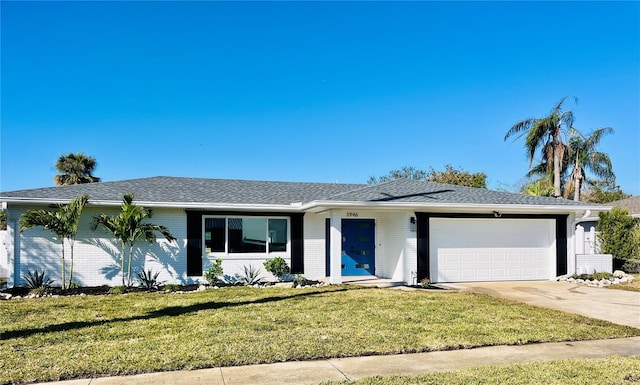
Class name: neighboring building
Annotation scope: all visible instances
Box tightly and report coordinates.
[0,177,604,287]
[574,196,639,273]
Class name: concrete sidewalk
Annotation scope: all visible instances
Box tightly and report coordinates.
[39,337,640,385]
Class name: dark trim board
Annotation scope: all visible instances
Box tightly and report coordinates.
[185,210,304,276]
[415,213,568,282]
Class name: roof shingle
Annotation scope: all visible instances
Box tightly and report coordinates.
[0,176,598,208]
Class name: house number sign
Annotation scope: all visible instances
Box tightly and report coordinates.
[346,212,359,217]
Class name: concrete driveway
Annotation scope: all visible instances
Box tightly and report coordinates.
[448,281,640,329]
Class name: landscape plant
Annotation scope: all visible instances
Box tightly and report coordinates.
[136,269,163,289]
[204,258,224,285]
[163,283,180,292]
[263,256,289,280]
[237,265,264,285]
[19,194,89,289]
[91,194,176,287]
[596,207,640,269]
[21,269,54,290]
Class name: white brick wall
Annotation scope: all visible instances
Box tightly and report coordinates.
[8,204,422,286]
[576,254,613,274]
[303,213,328,280]
[9,206,187,287]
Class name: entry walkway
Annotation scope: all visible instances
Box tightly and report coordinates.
[38,337,640,385]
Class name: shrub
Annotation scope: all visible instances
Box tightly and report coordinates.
[238,265,264,286]
[29,287,49,297]
[136,269,163,289]
[21,270,54,289]
[622,259,640,274]
[163,284,180,292]
[592,272,613,280]
[109,286,126,295]
[294,274,308,287]
[263,257,289,280]
[597,207,640,260]
[204,258,224,285]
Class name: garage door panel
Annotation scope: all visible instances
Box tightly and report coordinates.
[430,218,554,283]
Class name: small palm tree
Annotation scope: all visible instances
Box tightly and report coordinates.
[565,127,614,201]
[54,153,101,186]
[505,96,576,197]
[91,194,176,287]
[19,194,89,289]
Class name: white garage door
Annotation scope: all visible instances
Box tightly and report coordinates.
[430,218,555,283]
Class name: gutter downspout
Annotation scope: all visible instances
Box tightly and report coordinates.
[571,210,591,276]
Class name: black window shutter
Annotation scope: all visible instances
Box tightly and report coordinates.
[186,211,203,276]
[290,213,304,274]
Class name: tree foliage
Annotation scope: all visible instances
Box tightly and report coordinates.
[426,164,487,188]
[580,181,630,204]
[91,194,176,287]
[18,194,89,289]
[564,127,615,201]
[54,152,101,186]
[596,207,640,261]
[367,166,427,184]
[520,177,555,197]
[505,96,576,197]
[368,165,487,188]
[0,210,6,231]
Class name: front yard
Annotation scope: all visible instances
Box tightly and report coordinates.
[2,285,639,384]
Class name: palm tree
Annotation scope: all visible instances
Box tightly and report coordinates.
[565,127,614,201]
[54,153,101,186]
[19,194,90,289]
[505,96,576,197]
[91,194,176,287]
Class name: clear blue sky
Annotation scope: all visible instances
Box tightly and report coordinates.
[1,1,639,195]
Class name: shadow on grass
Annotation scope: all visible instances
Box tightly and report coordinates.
[1,287,348,340]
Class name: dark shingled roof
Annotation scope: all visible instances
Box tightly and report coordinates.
[324,178,596,206]
[0,176,364,206]
[0,176,597,208]
[608,196,640,215]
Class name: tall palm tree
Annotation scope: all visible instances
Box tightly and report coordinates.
[54,153,101,186]
[19,194,90,289]
[505,96,576,197]
[565,127,615,201]
[91,194,176,287]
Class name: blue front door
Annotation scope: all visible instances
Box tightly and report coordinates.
[341,219,375,276]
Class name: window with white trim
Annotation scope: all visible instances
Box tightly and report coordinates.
[203,216,289,254]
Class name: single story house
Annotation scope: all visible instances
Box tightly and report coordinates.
[0,176,605,287]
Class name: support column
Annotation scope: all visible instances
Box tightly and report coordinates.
[329,210,342,284]
[6,218,17,288]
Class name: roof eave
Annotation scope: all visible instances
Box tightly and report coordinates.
[301,200,608,214]
[1,197,304,212]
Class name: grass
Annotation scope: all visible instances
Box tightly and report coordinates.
[607,274,640,292]
[2,286,639,384]
[321,356,640,385]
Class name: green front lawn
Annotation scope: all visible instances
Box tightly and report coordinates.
[2,286,639,384]
[321,356,640,385]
